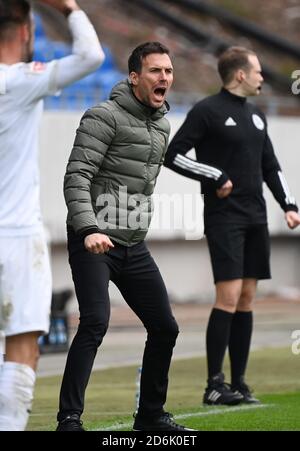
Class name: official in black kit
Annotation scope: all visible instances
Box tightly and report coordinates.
[164,46,300,406]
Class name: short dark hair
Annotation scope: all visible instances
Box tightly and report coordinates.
[0,0,31,41]
[0,0,31,39]
[218,46,256,84]
[128,41,170,74]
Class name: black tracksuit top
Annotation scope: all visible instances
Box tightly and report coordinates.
[164,88,298,227]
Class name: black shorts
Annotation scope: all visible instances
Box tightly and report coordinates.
[205,223,271,283]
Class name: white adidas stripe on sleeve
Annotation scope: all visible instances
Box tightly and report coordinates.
[278,171,296,205]
[174,154,222,180]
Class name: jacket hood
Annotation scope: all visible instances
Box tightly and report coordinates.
[110,79,169,120]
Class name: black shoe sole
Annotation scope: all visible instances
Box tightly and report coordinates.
[203,397,243,406]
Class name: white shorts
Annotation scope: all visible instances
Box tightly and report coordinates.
[0,230,52,336]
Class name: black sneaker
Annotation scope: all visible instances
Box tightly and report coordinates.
[203,373,243,406]
[133,412,196,431]
[56,414,85,431]
[231,377,260,404]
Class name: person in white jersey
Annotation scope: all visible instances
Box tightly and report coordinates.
[0,0,105,431]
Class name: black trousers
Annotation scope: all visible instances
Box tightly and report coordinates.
[57,228,179,421]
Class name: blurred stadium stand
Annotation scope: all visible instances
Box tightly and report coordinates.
[33,14,125,110]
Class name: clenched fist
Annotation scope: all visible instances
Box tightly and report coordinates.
[285,210,300,230]
[84,233,114,254]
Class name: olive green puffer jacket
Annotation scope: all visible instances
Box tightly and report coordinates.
[64,79,170,246]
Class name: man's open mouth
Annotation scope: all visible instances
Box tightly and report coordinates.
[154,87,167,97]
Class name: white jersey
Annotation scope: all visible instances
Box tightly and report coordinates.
[0,11,105,236]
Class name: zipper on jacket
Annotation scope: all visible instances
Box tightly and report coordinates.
[128,118,154,244]
[144,118,155,186]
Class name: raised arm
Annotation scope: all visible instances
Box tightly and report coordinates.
[40,0,105,86]
[26,0,105,100]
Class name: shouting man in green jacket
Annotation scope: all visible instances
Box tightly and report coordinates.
[56,42,193,432]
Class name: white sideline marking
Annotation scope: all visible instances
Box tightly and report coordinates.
[93,403,274,431]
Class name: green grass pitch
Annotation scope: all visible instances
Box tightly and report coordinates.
[28,347,300,431]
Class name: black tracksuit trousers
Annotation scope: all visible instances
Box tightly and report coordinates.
[57,228,179,421]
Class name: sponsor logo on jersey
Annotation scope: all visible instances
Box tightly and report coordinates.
[28,61,47,74]
[252,114,265,130]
